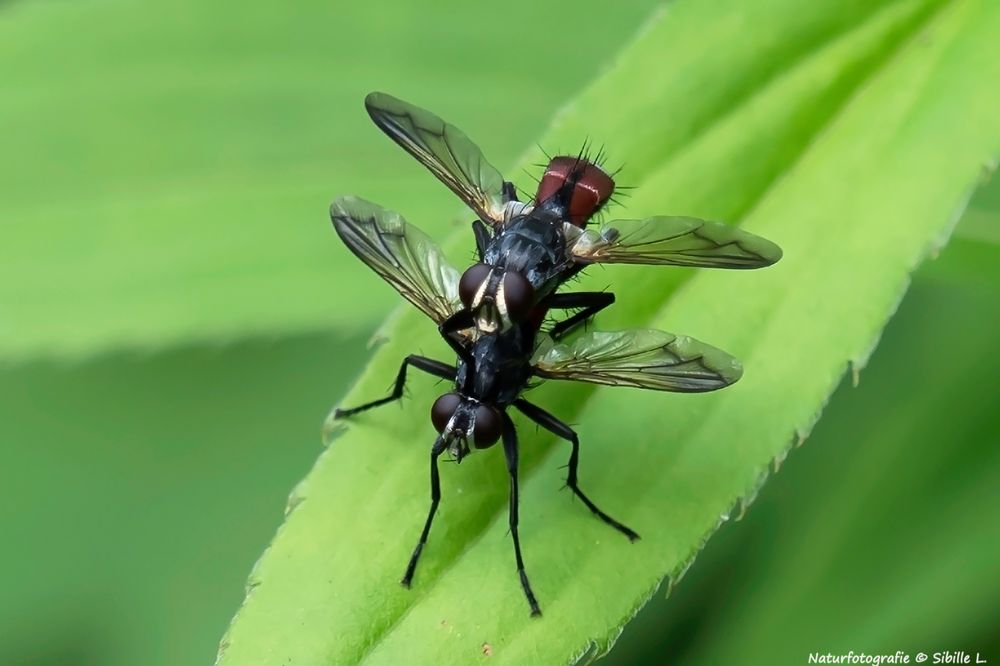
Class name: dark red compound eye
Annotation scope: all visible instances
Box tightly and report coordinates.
[502,271,535,322]
[473,406,502,448]
[459,263,491,308]
[431,393,462,434]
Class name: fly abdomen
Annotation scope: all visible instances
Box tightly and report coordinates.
[536,156,615,227]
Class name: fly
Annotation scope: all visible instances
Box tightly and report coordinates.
[328,94,783,616]
[363,92,782,338]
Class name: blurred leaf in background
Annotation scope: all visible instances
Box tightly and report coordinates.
[0,0,658,359]
[0,0,659,664]
[0,333,369,666]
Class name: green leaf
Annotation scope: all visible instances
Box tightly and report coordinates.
[218,0,1000,663]
[606,232,1000,663]
[955,169,1000,244]
[0,0,657,360]
[692,236,1000,663]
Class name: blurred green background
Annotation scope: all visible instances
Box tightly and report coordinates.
[2,0,997,664]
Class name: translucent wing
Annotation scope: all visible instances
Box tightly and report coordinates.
[532,329,742,392]
[568,216,782,269]
[330,196,461,326]
[365,92,508,227]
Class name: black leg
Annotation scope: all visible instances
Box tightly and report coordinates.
[513,399,640,542]
[545,291,615,341]
[471,219,492,261]
[501,412,542,616]
[501,180,519,204]
[334,355,454,419]
[436,323,475,368]
[439,309,475,336]
[401,435,449,587]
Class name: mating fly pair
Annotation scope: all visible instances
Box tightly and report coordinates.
[330,92,782,615]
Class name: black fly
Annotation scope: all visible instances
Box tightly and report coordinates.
[362,92,782,338]
[329,93,783,616]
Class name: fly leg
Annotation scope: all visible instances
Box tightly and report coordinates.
[513,399,640,542]
[439,309,476,338]
[501,412,542,616]
[333,356,454,419]
[471,219,492,261]
[501,180,519,203]
[401,435,449,587]
[470,180,516,260]
[544,291,616,341]
[435,321,477,384]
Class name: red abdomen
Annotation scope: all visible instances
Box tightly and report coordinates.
[535,156,615,227]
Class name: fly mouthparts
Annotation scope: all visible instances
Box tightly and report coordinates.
[474,302,503,334]
[446,435,469,462]
[475,316,500,334]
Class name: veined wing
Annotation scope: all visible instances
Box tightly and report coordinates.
[331,196,461,326]
[532,329,742,392]
[568,216,782,269]
[365,92,508,228]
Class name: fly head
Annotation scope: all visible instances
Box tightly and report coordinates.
[430,392,502,461]
[459,262,535,333]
